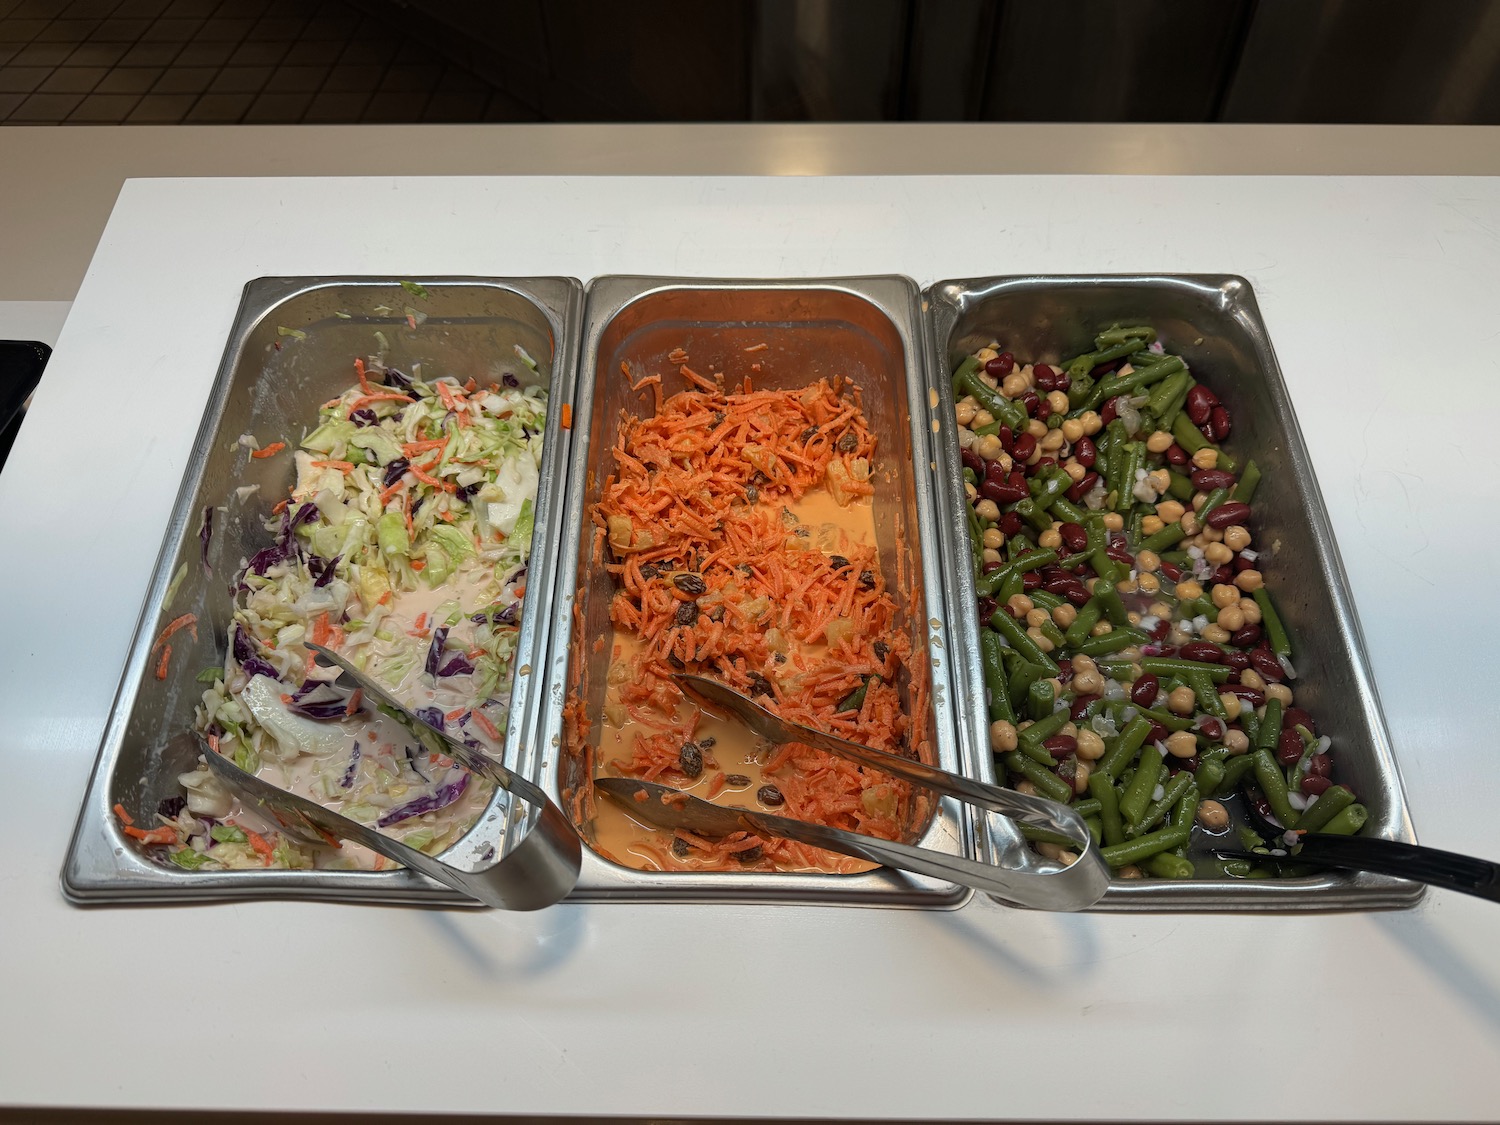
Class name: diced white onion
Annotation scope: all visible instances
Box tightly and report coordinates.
[1278,654,1298,680]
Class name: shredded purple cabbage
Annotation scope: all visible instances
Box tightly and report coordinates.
[437,654,474,677]
[385,368,413,390]
[157,795,187,819]
[424,626,449,677]
[287,694,351,720]
[377,773,469,827]
[244,502,318,580]
[350,407,378,427]
[458,481,483,501]
[231,626,281,682]
[502,372,519,388]
[241,656,279,681]
[382,458,410,488]
[199,505,214,573]
[340,741,361,789]
[497,602,520,626]
[308,554,338,587]
[414,706,445,731]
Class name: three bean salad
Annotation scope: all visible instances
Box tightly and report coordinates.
[952,326,1366,880]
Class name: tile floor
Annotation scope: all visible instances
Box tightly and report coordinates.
[0,0,537,123]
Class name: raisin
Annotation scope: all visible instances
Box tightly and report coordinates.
[859,569,876,590]
[873,640,889,662]
[675,601,700,626]
[829,554,850,570]
[639,563,658,579]
[697,736,716,749]
[667,652,685,670]
[837,431,858,452]
[745,485,759,504]
[671,836,692,857]
[673,573,707,596]
[756,784,785,807]
[801,426,819,442]
[724,774,752,786]
[678,742,704,778]
[745,672,774,698]
[736,844,764,864]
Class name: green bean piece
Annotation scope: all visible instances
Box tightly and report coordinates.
[837,681,869,713]
[1028,588,1065,611]
[1252,587,1292,659]
[1171,413,1212,455]
[1065,336,1149,384]
[1027,678,1056,722]
[1170,782,1199,829]
[1147,369,1190,415]
[1166,471,1195,502]
[990,608,1058,673]
[1129,771,1193,837]
[1007,660,1049,707]
[1319,804,1368,836]
[1129,702,1194,732]
[1141,656,1232,684]
[1070,798,1103,818]
[1146,852,1196,879]
[1115,443,1144,514]
[1076,355,1186,414]
[1241,710,1260,745]
[1139,522,1186,554]
[1015,498,1053,532]
[1089,772,1126,846]
[1213,857,1255,878]
[1256,697,1284,752]
[1084,816,1103,846]
[1295,784,1357,834]
[1157,378,1194,433]
[1232,459,1261,502]
[1063,599,1103,646]
[973,421,1001,437]
[1002,752,1073,804]
[1099,820,1189,868]
[1100,715,1154,781]
[1198,487,1232,522]
[1051,497,1090,524]
[999,570,1023,604]
[1019,705,1070,750]
[1096,325,1157,347]
[1073,627,1149,658]
[1185,669,1228,719]
[1018,824,1077,848]
[957,365,1027,433]
[979,629,1015,725]
[1195,757,1226,800]
[1216,752,1258,796]
[1034,615,1067,649]
[1119,745,1165,824]
[1093,576,1131,627]
[1252,749,1300,828]
[1096,659,1139,681]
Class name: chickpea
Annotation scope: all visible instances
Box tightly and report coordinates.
[1218,692,1242,720]
[955,401,977,426]
[989,719,1018,753]
[1051,603,1078,629]
[1063,461,1087,483]
[1014,778,1038,796]
[976,347,999,363]
[1137,572,1160,594]
[1205,542,1234,565]
[982,527,1004,550]
[1167,685,1197,715]
[1034,840,1066,861]
[1026,626,1055,653]
[965,480,978,500]
[1047,679,1065,700]
[1224,728,1250,754]
[1201,624,1230,644]
[1061,418,1085,442]
[1234,569,1264,592]
[1239,597,1262,625]
[1200,524,1223,543]
[1090,621,1113,637]
[1001,373,1027,398]
[981,548,1003,565]
[1027,418,1048,439]
[1040,428,1066,451]
[1191,446,1219,470]
[1217,606,1245,632]
[1265,682,1293,706]
[997,451,1014,473]
[1071,760,1091,796]
[1072,670,1104,695]
[1117,864,1144,879]
[1102,512,1124,531]
[1146,468,1171,494]
[972,409,995,429]
[1166,730,1198,758]
[1179,510,1200,535]
[1156,499,1186,523]
[1007,593,1034,617]
[1116,575,1139,595]
[1239,668,1266,691]
[1046,390,1070,415]
[1078,410,1103,435]
[1126,610,1141,626]
[975,499,1000,522]
[1076,728,1106,760]
[1061,721,1078,738]
[1038,527,1063,549]
[1026,607,1050,628]
[1224,525,1251,551]
[1136,549,1161,572]
[1196,799,1231,831]
[958,427,978,451]
[1144,429,1174,453]
[1141,514,1165,536]
[1191,492,1207,513]
[1212,585,1241,609]
[1149,601,1172,619]
[1175,579,1204,601]
[975,433,1003,462]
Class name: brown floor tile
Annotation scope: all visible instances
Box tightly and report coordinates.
[263,63,326,92]
[163,0,222,15]
[360,87,428,123]
[140,17,203,41]
[38,64,107,91]
[482,89,540,122]
[33,18,105,43]
[9,40,75,65]
[63,40,133,65]
[240,88,308,121]
[335,38,394,68]
[194,15,252,40]
[262,0,304,15]
[245,13,303,40]
[91,16,151,38]
[117,40,179,65]
[301,86,369,121]
[8,90,86,120]
[149,63,215,91]
[0,18,49,41]
[0,90,25,117]
[124,89,195,119]
[374,62,440,92]
[321,62,379,92]
[171,38,233,65]
[422,89,486,122]
[112,0,172,17]
[66,90,144,120]
[206,63,269,92]
[181,87,249,119]
[0,43,17,64]
[280,38,341,66]
[6,0,56,19]
[300,12,357,40]
[62,0,121,16]
[0,66,49,92]
[94,65,161,92]
[435,65,488,93]
[226,37,285,65]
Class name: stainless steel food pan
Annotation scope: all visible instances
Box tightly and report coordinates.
[63,276,583,905]
[925,274,1422,910]
[536,276,973,906]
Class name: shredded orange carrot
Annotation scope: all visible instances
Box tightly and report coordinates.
[244,827,275,866]
[123,824,178,845]
[354,357,372,394]
[345,689,362,716]
[445,707,469,722]
[470,708,502,741]
[410,558,426,571]
[113,802,134,827]
[309,459,356,472]
[154,645,172,680]
[310,612,331,646]
[250,442,285,459]
[152,612,197,655]
[401,439,447,456]
[408,456,455,492]
[346,392,414,418]
[561,403,573,430]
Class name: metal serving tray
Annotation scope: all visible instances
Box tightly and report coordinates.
[63,276,583,905]
[536,276,976,906]
[925,274,1422,910]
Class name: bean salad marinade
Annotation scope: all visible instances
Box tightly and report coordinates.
[951,326,1367,880]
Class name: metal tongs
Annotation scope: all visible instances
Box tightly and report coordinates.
[592,674,1110,911]
[200,643,581,910]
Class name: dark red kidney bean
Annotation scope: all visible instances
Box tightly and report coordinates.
[1044,735,1078,759]
[1179,641,1224,664]
[979,480,1009,505]
[1211,564,1235,586]
[1094,359,1121,376]
[1209,406,1232,441]
[1035,398,1052,422]
[1250,648,1285,681]
[986,353,1015,377]
[1225,684,1265,707]
[985,459,1008,482]
[1186,384,1217,425]
[1308,752,1332,779]
[983,560,1003,574]
[1301,774,1333,797]
[993,477,1029,503]
[1147,721,1171,744]
[1072,435,1097,467]
[1059,522,1089,553]
[1021,390,1040,415]
[1197,717,1226,741]
[1159,561,1183,582]
[1173,755,1200,773]
[1206,501,1252,530]
[1064,584,1092,607]
[1165,443,1189,466]
[962,448,984,474]
[1056,658,1074,680]
[1234,555,1256,572]
[998,424,1014,450]
[1130,674,1160,707]
[1000,511,1023,537]
[1224,649,1251,671]
[1022,571,1043,591]
[1052,370,1071,393]
[1100,396,1121,425]
[1070,694,1100,720]
[1191,468,1236,491]
[1033,364,1057,391]
[1065,471,1099,502]
[1249,790,1273,821]
[1231,623,1262,648]
[1277,728,1306,766]
[1152,644,1179,659]
[1105,544,1135,566]
[1284,707,1317,736]
[1044,574,1074,596]
[1011,432,1037,462]
[977,596,997,621]
[1145,618,1170,641]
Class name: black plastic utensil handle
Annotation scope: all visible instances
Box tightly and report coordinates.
[1223,834,1500,903]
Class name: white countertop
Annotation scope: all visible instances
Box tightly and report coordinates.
[2,173,1499,1121]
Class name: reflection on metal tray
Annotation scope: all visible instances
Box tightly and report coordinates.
[925,273,1422,910]
[62,276,583,905]
[536,275,979,907]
